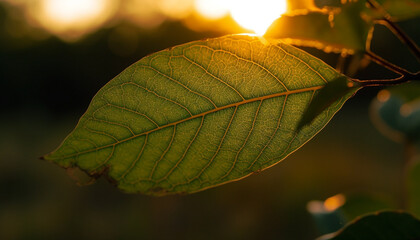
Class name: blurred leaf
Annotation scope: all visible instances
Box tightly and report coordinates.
[320,211,420,240]
[267,0,420,54]
[340,194,394,221]
[376,0,420,21]
[43,35,356,195]
[316,0,420,20]
[371,82,420,142]
[311,209,347,235]
[298,76,358,130]
[408,159,420,217]
[265,1,371,53]
[388,82,420,102]
[307,195,348,235]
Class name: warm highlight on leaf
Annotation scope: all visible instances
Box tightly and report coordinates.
[43,35,357,195]
[265,2,371,53]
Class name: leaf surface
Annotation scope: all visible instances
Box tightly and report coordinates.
[43,35,357,195]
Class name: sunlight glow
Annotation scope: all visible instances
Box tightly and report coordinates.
[7,0,288,40]
[157,0,194,19]
[229,0,287,35]
[122,0,166,29]
[33,0,115,40]
[194,0,230,20]
[43,0,104,25]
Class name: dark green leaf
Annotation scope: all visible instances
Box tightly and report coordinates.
[321,211,420,240]
[340,194,394,221]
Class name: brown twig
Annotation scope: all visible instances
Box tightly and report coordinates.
[366,0,420,62]
[351,71,419,87]
[365,50,412,76]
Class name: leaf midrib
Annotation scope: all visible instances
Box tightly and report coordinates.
[51,86,323,161]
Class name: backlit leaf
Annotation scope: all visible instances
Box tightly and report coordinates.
[265,1,371,53]
[43,35,358,195]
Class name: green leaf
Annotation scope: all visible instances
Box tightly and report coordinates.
[298,76,359,130]
[265,2,372,53]
[43,35,357,195]
[321,211,420,240]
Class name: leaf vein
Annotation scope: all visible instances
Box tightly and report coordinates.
[220,100,262,181]
[156,116,205,183]
[50,86,322,161]
[179,54,246,101]
[119,134,149,181]
[193,44,290,92]
[137,64,218,108]
[247,95,288,171]
[122,82,193,116]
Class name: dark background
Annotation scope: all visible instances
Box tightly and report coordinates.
[1,1,419,239]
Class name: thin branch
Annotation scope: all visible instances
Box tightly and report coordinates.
[365,50,412,76]
[379,19,420,63]
[351,71,420,87]
[366,0,420,62]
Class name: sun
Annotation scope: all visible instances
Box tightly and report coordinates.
[195,0,288,35]
[229,0,287,35]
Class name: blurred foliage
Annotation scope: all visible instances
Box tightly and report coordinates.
[267,0,420,54]
[322,211,420,240]
[375,0,420,20]
[339,194,393,221]
[408,159,420,217]
[316,0,420,20]
[266,1,371,53]
[371,82,420,142]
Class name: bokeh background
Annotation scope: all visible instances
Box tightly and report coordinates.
[1,0,419,239]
